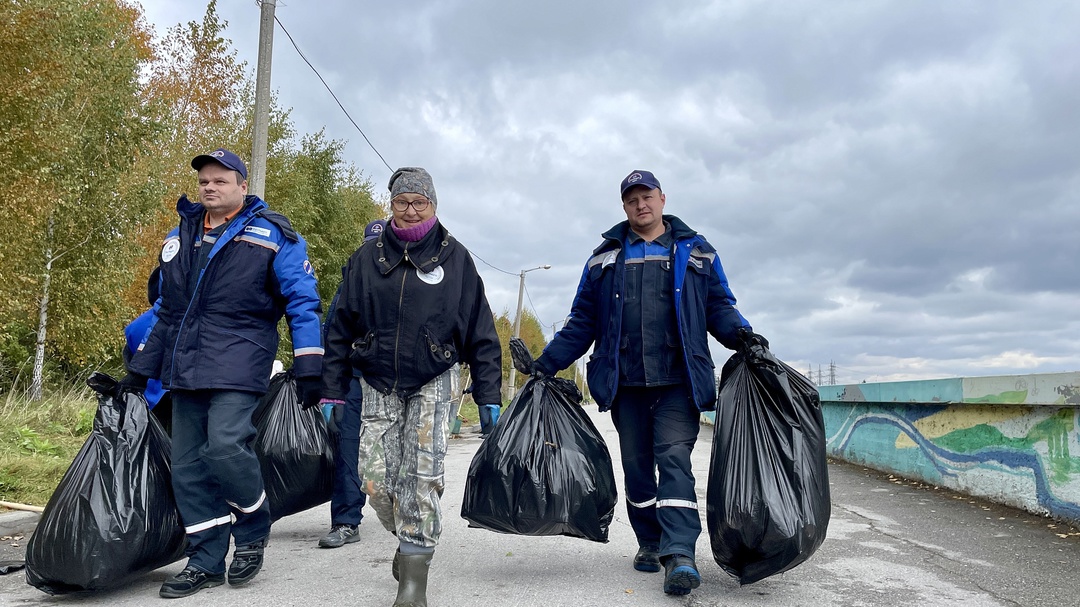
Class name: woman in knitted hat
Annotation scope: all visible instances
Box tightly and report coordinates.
[321,167,503,607]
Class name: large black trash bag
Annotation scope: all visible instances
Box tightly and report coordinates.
[462,338,618,542]
[25,373,186,594]
[706,343,830,585]
[253,369,334,521]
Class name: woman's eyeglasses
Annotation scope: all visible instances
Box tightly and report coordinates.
[391,197,431,212]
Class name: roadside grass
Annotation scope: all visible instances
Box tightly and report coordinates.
[455,400,479,434]
[0,379,516,506]
[0,382,96,508]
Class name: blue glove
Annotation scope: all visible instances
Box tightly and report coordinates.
[478,404,501,436]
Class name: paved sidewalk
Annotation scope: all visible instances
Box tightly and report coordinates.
[1,407,1078,606]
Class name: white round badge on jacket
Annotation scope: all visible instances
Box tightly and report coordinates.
[416,266,444,285]
[161,238,180,263]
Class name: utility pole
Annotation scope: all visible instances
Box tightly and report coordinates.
[505,265,551,403]
[575,358,582,395]
[829,361,837,386]
[249,0,276,198]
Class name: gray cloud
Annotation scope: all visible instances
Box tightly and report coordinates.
[142,0,1080,384]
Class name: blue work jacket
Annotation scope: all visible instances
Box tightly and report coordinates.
[128,195,323,394]
[535,215,750,412]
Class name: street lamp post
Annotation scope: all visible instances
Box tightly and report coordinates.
[506,264,551,402]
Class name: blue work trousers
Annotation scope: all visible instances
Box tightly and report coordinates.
[609,383,701,560]
[330,378,367,526]
[171,389,271,575]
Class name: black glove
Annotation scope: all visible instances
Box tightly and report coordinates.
[737,327,770,349]
[118,372,149,393]
[296,377,323,410]
[530,359,551,378]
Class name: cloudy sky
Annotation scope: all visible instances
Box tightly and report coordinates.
[139,0,1079,385]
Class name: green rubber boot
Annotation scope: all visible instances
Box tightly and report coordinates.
[392,553,432,607]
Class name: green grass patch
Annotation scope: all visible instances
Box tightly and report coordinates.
[456,401,480,432]
[0,383,97,508]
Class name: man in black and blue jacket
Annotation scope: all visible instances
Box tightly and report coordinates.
[533,169,767,597]
[124,148,324,599]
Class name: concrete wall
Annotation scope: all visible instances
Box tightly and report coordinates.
[817,372,1080,525]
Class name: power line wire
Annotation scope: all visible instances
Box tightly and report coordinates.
[522,282,547,329]
[271,9,394,173]
[465,248,517,276]
[266,7,521,280]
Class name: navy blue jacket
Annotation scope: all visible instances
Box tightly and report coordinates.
[128,195,323,394]
[535,215,750,412]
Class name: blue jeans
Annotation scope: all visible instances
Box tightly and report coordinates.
[171,389,270,574]
[330,378,367,526]
[609,384,701,560]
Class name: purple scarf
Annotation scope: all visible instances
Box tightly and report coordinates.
[390,215,438,242]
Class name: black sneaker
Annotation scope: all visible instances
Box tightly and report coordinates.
[662,555,701,595]
[227,540,265,586]
[318,524,360,548]
[159,566,224,599]
[633,545,660,572]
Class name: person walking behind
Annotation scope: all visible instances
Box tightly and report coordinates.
[531,169,769,596]
[322,167,502,607]
[124,148,324,599]
[317,219,385,549]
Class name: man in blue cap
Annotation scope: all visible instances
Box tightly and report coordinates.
[315,218,386,549]
[123,148,324,598]
[531,169,768,597]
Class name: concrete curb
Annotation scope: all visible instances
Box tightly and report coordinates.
[0,510,40,538]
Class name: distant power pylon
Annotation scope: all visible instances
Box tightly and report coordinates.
[829,361,837,385]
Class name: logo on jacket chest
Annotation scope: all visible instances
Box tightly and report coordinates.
[416,266,444,285]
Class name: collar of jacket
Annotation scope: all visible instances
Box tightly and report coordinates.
[175,193,267,221]
[377,219,454,275]
[595,214,697,255]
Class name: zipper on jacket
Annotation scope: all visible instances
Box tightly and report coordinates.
[390,245,411,394]
[168,207,258,388]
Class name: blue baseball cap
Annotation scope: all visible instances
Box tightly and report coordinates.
[191,148,248,180]
[620,169,661,198]
[364,219,387,242]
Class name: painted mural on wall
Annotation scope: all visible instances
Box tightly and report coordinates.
[819,372,1080,525]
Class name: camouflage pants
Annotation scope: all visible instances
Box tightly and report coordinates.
[358,366,459,549]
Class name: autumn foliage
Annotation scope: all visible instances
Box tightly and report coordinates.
[0,1,382,395]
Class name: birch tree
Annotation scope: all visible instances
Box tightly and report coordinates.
[0,0,157,398]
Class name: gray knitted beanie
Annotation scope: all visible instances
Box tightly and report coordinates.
[388,167,437,208]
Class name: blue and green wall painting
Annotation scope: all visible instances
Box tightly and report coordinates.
[818,372,1080,525]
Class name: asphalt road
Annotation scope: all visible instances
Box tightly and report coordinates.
[1,408,1078,606]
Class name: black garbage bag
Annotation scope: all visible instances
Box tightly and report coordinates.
[706,343,830,585]
[253,369,334,521]
[462,338,618,542]
[25,373,186,594]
